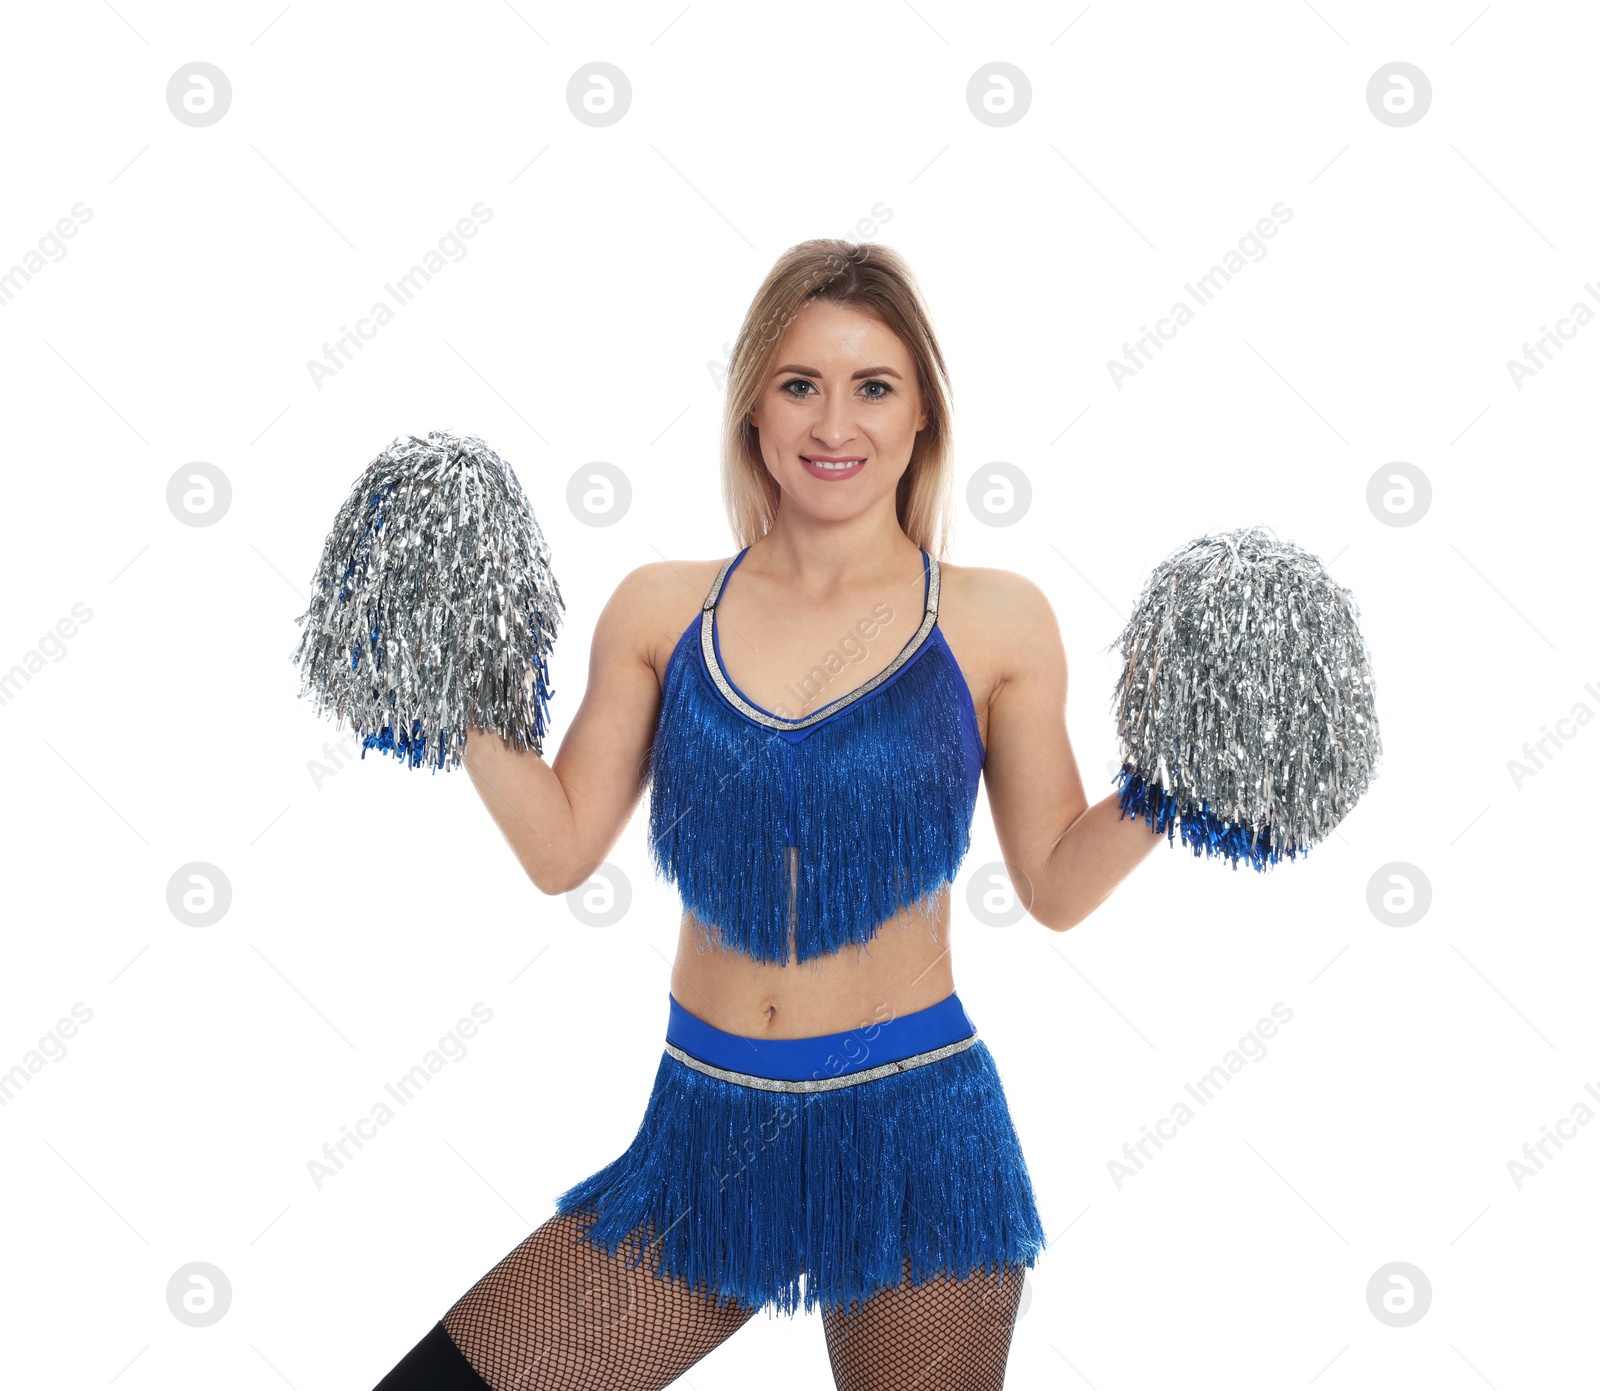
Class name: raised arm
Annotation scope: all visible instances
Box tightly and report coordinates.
[982,571,1161,931]
[462,562,677,896]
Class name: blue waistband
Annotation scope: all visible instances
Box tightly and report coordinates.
[665,991,977,1082]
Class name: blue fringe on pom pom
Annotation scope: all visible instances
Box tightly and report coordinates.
[646,624,981,965]
[1114,763,1307,871]
[552,1041,1046,1317]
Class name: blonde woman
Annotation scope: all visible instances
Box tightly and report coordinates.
[374,239,1159,1390]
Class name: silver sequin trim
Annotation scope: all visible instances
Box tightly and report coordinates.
[664,1032,978,1093]
[699,551,942,732]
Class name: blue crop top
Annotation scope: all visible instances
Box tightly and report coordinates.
[646,546,985,966]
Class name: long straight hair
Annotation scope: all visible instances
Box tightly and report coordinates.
[719,240,956,558]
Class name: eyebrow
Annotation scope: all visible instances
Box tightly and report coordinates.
[772,364,904,380]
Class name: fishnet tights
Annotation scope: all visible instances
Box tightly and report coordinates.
[822,1257,1026,1391]
[437,1211,753,1389]
[385,1211,1026,1389]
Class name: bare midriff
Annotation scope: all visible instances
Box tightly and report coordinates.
[668,886,957,1040]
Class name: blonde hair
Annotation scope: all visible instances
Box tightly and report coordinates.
[719,239,955,557]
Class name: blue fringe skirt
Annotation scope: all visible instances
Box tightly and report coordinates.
[551,991,1047,1317]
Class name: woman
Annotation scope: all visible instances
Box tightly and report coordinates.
[374,239,1161,1390]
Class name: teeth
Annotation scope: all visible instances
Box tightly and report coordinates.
[808,458,862,470]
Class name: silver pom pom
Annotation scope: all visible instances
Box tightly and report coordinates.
[1110,525,1381,868]
[291,430,564,771]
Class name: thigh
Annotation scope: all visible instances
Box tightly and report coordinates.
[821,1258,1026,1391]
[437,1209,758,1391]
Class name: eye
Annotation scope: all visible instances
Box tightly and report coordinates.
[779,378,895,400]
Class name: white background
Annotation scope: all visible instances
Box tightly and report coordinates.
[2,2,1596,1387]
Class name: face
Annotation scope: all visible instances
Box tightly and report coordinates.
[748,299,927,520]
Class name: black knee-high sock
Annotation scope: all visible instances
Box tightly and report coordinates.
[374,1321,493,1390]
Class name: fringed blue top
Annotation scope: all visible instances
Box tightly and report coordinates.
[647,547,985,965]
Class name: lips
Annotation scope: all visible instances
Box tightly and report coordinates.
[801,455,866,474]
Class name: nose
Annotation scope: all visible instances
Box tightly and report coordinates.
[814,382,858,446]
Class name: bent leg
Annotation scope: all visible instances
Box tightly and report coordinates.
[820,1258,1026,1391]
[374,1210,757,1391]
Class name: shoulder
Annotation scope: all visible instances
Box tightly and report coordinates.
[605,557,722,612]
[598,557,730,680]
[939,561,1061,644]
[939,560,1055,619]
[937,560,1065,690]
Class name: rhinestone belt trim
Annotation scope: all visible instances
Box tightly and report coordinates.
[663,1031,978,1093]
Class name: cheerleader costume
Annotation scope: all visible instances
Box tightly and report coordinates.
[375,546,1047,1387]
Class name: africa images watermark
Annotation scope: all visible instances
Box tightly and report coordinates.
[0,202,93,310]
[1505,279,1600,389]
[1505,1077,1600,1190]
[0,1002,94,1109]
[762,599,898,719]
[1106,201,1293,389]
[713,1000,899,1193]
[305,201,494,390]
[1107,1001,1294,1190]
[1504,680,1600,789]
[305,1002,493,1189]
[306,730,366,790]
[0,602,95,709]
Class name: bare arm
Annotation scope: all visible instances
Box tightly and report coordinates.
[461,563,673,895]
[982,571,1162,931]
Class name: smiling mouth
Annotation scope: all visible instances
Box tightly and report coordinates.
[802,456,865,471]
